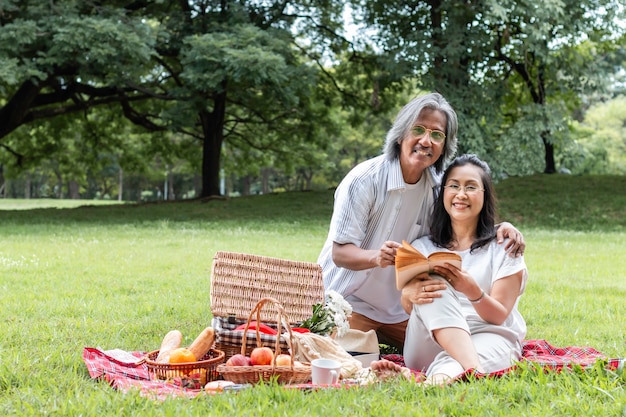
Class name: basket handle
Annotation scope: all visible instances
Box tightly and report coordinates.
[240,297,296,371]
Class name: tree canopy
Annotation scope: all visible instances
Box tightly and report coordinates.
[350,0,626,174]
[0,1,624,199]
[1,1,360,197]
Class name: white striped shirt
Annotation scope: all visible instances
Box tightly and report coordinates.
[317,155,441,323]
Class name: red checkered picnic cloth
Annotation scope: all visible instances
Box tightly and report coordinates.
[82,348,201,400]
[520,339,617,370]
[82,340,623,399]
[382,339,623,380]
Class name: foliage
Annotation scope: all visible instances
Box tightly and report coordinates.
[1,1,625,198]
[0,1,358,198]
[299,290,352,337]
[350,0,626,176]
[566,95,626,174]
[490,103,567,178]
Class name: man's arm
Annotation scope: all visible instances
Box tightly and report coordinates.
[332,241,402,271]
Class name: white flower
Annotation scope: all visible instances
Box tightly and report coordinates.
[300,291,353,337]
[325,291,352,337]
[327,290,352,315]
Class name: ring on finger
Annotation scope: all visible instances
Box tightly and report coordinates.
[422,286,426,293]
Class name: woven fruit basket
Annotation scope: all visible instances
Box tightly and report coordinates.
[209,251,324,362]
[145,348,225,389]
[217,297,312,384]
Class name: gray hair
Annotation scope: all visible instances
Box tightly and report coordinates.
[383,92,458,173]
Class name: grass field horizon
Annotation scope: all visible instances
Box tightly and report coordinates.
[1,173,623,230]
[1,173,624,415]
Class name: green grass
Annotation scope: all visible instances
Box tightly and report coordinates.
[0,175,624,416]
[0,198,123,210]
[496,174,625,231]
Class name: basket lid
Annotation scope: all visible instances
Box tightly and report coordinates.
[210,251,324,323]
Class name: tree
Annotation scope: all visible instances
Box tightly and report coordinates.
[563,95,626,174]
[0,2,156,185]
[350,0,626,175]
[488,0,625,173]
[0,1,355,197]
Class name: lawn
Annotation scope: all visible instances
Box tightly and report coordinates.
[0,174,624,416]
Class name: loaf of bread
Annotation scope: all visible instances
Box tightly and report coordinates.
[155,330,183,363]
[187,326,215,361]
[204,380,235,395]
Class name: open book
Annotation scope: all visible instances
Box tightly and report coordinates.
[395,240,462,289]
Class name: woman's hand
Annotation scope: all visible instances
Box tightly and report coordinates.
[497,222,525,257]
[431,263,483,302]
[400,275,448,313]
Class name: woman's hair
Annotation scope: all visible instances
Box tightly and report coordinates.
[430,154,497,251]
[383,92,458,173]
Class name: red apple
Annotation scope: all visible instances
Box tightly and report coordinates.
[274,354,291,366]
[226,354,251,367]
[250,347,273,366]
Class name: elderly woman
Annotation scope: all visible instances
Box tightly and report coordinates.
[370,154,528,384]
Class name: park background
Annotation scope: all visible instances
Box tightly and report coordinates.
[0,2,624,416]
[0,176,624,415]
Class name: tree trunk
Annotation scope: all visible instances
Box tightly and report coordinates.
[0,164,4,198]
[241,175,252,196]
[261,168,271,194]
[543,134,556,173]
[68,180,80,199]
[167,168,175,200]
[25,172,31,199]
[55,170,63,199]
[302,168,313,191]
[200,85,227,197]
[118,168,123,201]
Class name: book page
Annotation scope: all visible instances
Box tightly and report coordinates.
[395,241,461,289]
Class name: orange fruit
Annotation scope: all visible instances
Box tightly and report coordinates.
[168,347,197,364]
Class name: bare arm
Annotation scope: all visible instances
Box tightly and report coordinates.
[467,271,524,324]
[434,263,524,325]
[332,241,401,271]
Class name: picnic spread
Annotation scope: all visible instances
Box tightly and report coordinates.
[81,251,625,399]
[82,340,623,400]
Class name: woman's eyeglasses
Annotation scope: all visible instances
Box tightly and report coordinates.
[410,125,446,143]
[443,184,485,194]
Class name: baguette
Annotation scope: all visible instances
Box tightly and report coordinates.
[155,330,183,363]
[188,326,215,361]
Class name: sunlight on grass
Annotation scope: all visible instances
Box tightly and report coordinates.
[0,198,125,210]
[0,176,624,416]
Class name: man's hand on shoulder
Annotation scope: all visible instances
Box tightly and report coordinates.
[496,222,525,257]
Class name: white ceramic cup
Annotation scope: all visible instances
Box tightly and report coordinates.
[311,358,341,385]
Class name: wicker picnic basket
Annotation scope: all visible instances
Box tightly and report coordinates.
[210,251,324,360]
[144,348,225,389]
[216,297,312,384]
